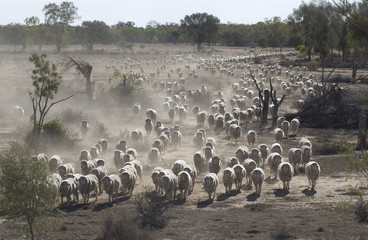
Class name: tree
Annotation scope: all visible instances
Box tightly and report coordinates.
[180,13,220,52]
[264,17,287,51]
[28,53,73,147]
[25,16,42,51]
[64,56,94,100]
[81,20,111,51]
[0,142,59,240]
[43,1,79,52]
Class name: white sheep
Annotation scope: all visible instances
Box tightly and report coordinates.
[278,162,294,190]
[203,146,215,161]
[301,145,312,167]
[131,129,143,147]
[249,148,261,166]
[160,173,178,201]
[80,120,89,139]
[80,160,96,175]
[247,130,257,147]
[208,155,222,175]
[133,103,141,115]
[305,161,321,190]
[193,130,205,150]
[243,158,257,185]
[273,128,284,143]
[235,146,249,164]
[79,150,91,161]
[197,111,207,127]
[59,177,79,207]
[102,174,121,204]
[270,143,283,155]
[233,164,246,190]
[268,152,284,179]
[179,107,188,123]
[257,144,269,167]
[203,173,219,200]
[214,114,224,134]
[288,148,302,172]
[49,155,62,173]
[96,159,105,167]
[251,167,265,195]
[90,166,108,193]
[281,120,290,139]
[146,108,158,123]
[145,118,154,136]
[222,167,236,195]
[90,146,100,160]
[193,151,206,174]
[298,138,313,150]
[171,130,182,150]
[116,139,127,152]
[276,117,285,128]
[152,139,165,155]
[151,167,164,192]
[205,137,217,150]
[229,123,242,145]
[148,147,161,166]
[183,166,197,192]
[58,163,74,180]
[113,150,124,170]
[98,139,109,154]
[120,169,137,197]
[78,174,98,204]
[177,171,192,199]
[124,159,143,180]
[290,118,300,136]
[172,159,187,175]
[227,157,239,168]
[126,148,138,159]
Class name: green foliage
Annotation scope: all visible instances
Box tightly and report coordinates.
[126,43,134,50]
[296,44,308,58]
[139,44,145,49]
[109,70,142,101]
[254,54,262,64]
[42,119,79,147]
[0,142,59,239]
[305,59,319,71]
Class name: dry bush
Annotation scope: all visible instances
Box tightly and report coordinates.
[354,198,368,222]
[270,227,296,240]
[93,121,110,139]
[60,108,87,125]
[134,186,168,229]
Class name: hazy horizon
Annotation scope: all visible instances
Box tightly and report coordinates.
[1,0,308,27]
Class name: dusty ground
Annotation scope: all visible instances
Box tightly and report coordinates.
[0,44,367,240]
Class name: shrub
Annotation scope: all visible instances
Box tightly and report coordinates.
[254,54,262,64]
[305,59,319,71]
[60,108,86,125]
[354,198,368,222]
[41,119,79,147]
[134,186,168,229]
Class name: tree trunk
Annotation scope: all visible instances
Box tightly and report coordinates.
[197,42,201,52]
[261,89,270,127]
[357,112,367,150]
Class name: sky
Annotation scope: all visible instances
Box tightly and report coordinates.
[0,0,310,27]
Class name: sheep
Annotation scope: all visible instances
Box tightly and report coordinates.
[227,157,239,168]
[146,108,158,123]
[126,148,138,159]
[160,173,178,201]
[98,139,109,154]
[192,105,200,116]
[193,151,206,174]
[79,150,91,161]
[116,139,127,152]
[113,150,125,170]
[301,145,312,167]
[298,138,312,150]
[168,107,176,123]
[273,128,284,143]
[48,155,62,173]
[251,167,265,195]
[288,148,302,172]
[268,152,284,179]
[235,146,249,164]
[177,171,192,199]
[157,169,174,195]
[144,118,154,136]
[171,130,182,150]
[276,117,285,128]
[120,169,137,197]
[80,160,96,175]
[203,173,219,200]
[233,164,246,190]
[90,146,100,159]
[247,130,257,147]
[229,124,242,145]
[193,130,205,150]
[257,144,269,167]
[203,146,215,161]
[151,167,164,192]
[159,133,170,153]
[148,147,161,166]
[305,161,321,190]
[133,103,141,116]
[80,120,90,139]
[125,159,143,180]
[58,164,74,180]
[205,137,217,150]
[131,129,143,147]
[290,118,300,136]
[90,166,108,193]
[270,143,283,155]
[243,158,257,185]
[197,111,207,127]
[183,166,197,192]
[277,162,294,190]
[249,148,261,166]
[207,114,215,129]
[96,159,105,167]
[102,174,121,204]
[214,114,224,134]
[152,139,165,155]
[59,177,79,207]
[222,167,236,195]
[208,155,221,175]
[281,120,290,139]
[172,160,187,176]
[78,174,98,204]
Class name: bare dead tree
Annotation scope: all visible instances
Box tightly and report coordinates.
[64,56,94,100]
[250,73,270,128]
[269,78,286,128]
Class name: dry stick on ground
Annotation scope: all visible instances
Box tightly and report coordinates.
[64,56,94,100]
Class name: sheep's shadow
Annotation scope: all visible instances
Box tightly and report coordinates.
[216,190,239,201]
[246,192,260,201]
[173,198,187,205]
[61,203,86,213]
[241,184,253,191]
[265,177,279,184]
[197,199,214,208]
[274,189,290,197]
[302,188,317,196]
